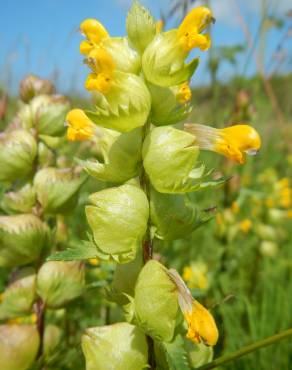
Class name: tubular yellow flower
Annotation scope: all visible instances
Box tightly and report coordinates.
[168,269,218,346]
[177,6,214,52]
[231,201,240,214]
[66,109,95,141]
[80,18,109,45]
[84,48,115,94]
[184,123,261,164]
[176,82,192,104]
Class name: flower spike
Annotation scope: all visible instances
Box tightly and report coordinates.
[184,123,261,164]
[168,268,218,346]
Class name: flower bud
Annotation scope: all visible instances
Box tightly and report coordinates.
[126,0,157,53]
[43,324,61,356]
[85,71,151,133]
[147,82,192,126]
[37,261,85,308]
[0,267,36,320]
[19,74,55,103]
[0,324,39,370]
[142,126,202,193]
[86,184,149,263]
[34,167,87,214]
[0,130,37,183]
[0,214,49,267]
[19,94,70,136]
[125,260,179,342]
[0,184,36,214]
[80,127,142,183]
[82,323,148,370]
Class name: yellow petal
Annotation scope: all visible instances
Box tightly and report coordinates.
[85,72,112,94]
[178,6,213,36]
[80,18,109,44]
[185,300,219,346]
[80,40,94,55]
[66,109,95,141]
[87,47,115,74]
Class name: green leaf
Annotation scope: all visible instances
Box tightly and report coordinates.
[163,335,190,370]
[47,240,98,261]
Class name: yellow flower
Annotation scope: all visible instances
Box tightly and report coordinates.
[279,187,291,208]
[88,258,100,266]
[231,201,239,214]
[287,210,292,218]
[7,313,37,325]
[182,266,193,282]
[80,18,109,47]
[176,82,192,104]
[184,124,261,164]
[84,48,115,94]
[66,109,95,141]
[168,269,218,346]
[276,177,290,189]
[177,6,214,52]
[239,219,252,233]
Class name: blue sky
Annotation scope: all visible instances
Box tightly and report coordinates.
[0,0,291,94]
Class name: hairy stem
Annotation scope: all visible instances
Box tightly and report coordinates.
[140,119,156,368]
[196,328,292,370]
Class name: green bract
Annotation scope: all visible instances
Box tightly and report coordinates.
[79,127,142,183]
[0,184,36,214]
[103,37,141,74]
[86,184,149,263]
[82,323,148,370]
[142,126,203,193]
[185,340,213,367]
[19,94,70,136]
[125,260,179,342]
[106,252,143,305]
[37,261,85,309]
[0,268,36,320]
[0,214,49,267]
[147,82,192,126]
[85,72,151,133]
[34,167,87,214]
[0,129,37,183]
[0,324,39,370]
[126,0,157,53]
[20,74,55,103]
[150,187,203,240]
[142,30,199,87]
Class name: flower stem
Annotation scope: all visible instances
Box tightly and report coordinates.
[140,119,156,368]
[196,328,292,370]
